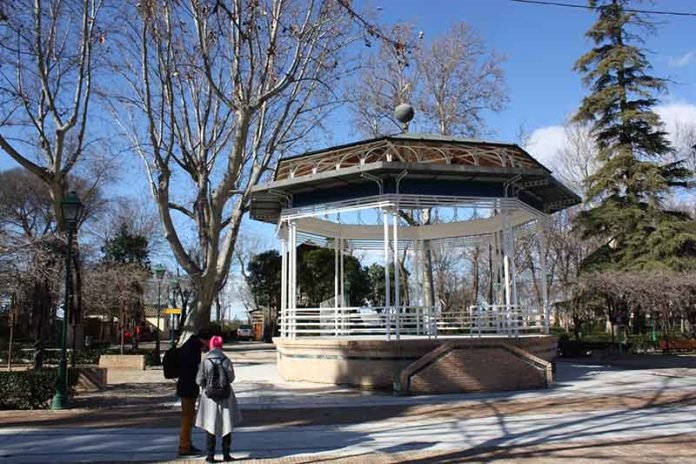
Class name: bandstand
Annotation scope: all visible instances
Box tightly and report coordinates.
[250,132,580,393]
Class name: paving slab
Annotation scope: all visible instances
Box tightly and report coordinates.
[1,345,695,463]
[1,404,696,463]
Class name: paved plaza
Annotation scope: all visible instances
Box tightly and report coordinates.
[1,344,695,463]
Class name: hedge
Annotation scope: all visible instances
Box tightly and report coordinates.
[1,346,159,366]
[0,368,78,410]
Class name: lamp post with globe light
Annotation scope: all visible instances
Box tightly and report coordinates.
[51,192,84,410]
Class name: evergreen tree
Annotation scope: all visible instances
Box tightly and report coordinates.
[298,247,371,307]
[246,250,282,312]
[573,0,696,271]
[102,223,151,268]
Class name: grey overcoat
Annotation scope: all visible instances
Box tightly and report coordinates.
[195,348,243,436]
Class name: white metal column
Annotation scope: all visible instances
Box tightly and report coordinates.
[383,209,391,340]
[280,233,288,338]
[339,238,346,333]
[501,204,515,336]
[493,231,503,306]
[334,236,339,337]
[289,221,297,338]
[339,238,345,307]
[538,218,550,334]
[414,239,422,335]
[392,211,400,340]
[510,226,519,307]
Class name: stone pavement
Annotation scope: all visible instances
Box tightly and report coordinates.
[0,346,695,463]
[2,402,696,463]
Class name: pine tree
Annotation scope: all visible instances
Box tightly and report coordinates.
[573,0,696,271]
[102,223,151,268]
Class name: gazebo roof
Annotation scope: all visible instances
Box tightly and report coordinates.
[250,133,581,223]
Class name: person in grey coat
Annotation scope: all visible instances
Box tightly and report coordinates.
[196,335,242,463]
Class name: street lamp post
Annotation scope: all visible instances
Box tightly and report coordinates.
[153,264,166,365]
[52,191,84,410]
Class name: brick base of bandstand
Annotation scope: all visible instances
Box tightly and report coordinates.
[274,335,557,394]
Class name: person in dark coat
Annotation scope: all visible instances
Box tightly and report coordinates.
[177,329,212,456]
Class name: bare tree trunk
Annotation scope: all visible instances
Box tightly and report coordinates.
[472,246,481,303]
[488,243,494,304]
[7,313,14,372]
[398,248,410,306]
[422,242,435,308]
[180,278,217,339]
[31,280,52,368]
[120,307,125,355]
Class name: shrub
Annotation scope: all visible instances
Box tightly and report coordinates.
[0,368,78,410]
[29,348,107,366]
[143,349,159,366]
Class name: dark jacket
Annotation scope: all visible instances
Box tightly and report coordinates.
[176,335,202,398]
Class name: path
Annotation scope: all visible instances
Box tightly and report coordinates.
[0,344,695,463]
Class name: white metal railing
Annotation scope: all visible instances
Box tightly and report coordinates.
[279,304,546,339]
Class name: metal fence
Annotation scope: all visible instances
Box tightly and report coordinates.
[279,304,546,339]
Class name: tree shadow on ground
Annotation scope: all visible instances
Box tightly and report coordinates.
[396,433,696,463]
[2,359,696,430]
[601,353,696,370]
[0,426,374,464]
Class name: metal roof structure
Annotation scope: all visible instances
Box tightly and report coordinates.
[250,134,581,223]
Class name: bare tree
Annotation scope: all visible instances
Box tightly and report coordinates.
[350,21,506,138]
[350,23,420,136]
[115,0,356,334]
[417,22,506,137]
[0,0,114,349]
[84,196,163,259]
[576,270,696,346]
[233,232,270,313]
[0,0,108,229]
[672,121,696,175]
[0,169,61,363]
[83,263,147,353]
[553,123,599,200]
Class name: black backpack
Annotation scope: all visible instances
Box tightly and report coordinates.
[204,357,231,401]
[162,346,180,379]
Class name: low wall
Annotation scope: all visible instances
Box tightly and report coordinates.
[274,335,557,389]
[98,354,146,370]
[75,367,107,392]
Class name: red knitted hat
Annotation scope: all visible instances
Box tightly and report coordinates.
[209,335,224,349]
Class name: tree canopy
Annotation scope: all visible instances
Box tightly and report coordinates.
[102,224,151,268]
[573,0,696,272]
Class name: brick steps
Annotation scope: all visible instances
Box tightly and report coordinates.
[398,340,553,395]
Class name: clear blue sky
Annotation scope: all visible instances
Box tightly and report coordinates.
[339,0,696,145]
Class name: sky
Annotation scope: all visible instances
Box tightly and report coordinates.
[2,0,696,317]
[347,0,696,162]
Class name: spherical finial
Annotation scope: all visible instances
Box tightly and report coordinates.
[394,103,414,129]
